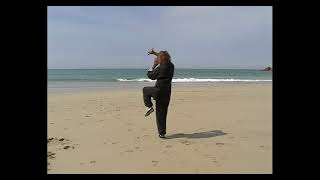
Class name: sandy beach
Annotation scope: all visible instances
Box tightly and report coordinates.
[48,83,272,174]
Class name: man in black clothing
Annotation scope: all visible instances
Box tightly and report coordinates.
[143,48,174,139]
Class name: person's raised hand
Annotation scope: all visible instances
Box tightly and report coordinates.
[148,48,156,55]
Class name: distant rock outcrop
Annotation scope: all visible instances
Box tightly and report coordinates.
[261,67,272,71]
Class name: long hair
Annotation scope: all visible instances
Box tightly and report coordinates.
[158,51,171,63]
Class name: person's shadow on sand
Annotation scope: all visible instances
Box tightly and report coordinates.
[166,130,227,139]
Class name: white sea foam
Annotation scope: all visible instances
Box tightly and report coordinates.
[117,78,154,82]
[117,78,272,82]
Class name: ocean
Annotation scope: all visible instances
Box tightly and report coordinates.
[48,69,272,92]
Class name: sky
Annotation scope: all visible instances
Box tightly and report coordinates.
[48,6,272,69]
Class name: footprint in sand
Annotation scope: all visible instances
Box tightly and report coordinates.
[48,137,75,150]
[152,160,159,167]
[180,140,190,145]
[216,143,225,146]
[47,152,56,159]
[260,145,268,150]
[48,137,66,144]
[63,145,74,150]
[211,159,222,167]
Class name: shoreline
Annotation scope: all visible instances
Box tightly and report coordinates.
[48,81,272,94]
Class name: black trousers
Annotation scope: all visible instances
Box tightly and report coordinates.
[143,87,170,135]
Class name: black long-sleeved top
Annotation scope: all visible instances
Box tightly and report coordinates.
[147,62,174,94]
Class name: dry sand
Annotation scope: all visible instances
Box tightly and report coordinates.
[48,83,272,174]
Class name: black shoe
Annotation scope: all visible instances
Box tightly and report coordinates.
[159,134,165,138]
[145,107,154,117]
